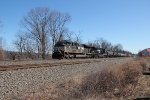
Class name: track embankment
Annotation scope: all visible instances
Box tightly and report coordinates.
[0,58,132,99]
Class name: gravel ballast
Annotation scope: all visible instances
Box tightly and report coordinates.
[0,58,132,99]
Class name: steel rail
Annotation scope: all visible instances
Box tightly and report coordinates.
[0,59,108,71]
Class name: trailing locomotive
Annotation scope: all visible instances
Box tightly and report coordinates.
[52,40,129,59]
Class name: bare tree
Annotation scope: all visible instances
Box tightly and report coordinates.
[113,44,123,52]
[74,31,82,44]
[64,29,74,41]
[48,11,71,47]
[87,41,96,47]
[23,38,37,59]
[21,7,49,59]
[20,7,71,59]
[14,32,37,59]
[93,40,100,48]
[94,38,112,50]
[0,21,5,60]
[14,33,26,53]
[101,39,112,50]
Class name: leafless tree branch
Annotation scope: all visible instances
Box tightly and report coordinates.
[48,11,71,47]
[21,7,50,59]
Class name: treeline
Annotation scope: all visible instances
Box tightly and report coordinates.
[0,7,131,60]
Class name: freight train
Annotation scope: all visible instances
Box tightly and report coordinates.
[52,40,130,59]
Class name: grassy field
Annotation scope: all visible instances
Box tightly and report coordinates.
[12,58,150,100]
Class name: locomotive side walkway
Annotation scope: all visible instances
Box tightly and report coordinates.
[0,58,132,99]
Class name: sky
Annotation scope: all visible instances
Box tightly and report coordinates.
[0,0,150,53]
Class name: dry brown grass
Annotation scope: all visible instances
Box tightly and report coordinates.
[12,58,150,100]
[63,61,143,99]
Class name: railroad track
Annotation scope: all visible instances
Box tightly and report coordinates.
[0,59,109,71]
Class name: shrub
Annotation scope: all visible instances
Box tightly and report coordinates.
[67,62,142,99]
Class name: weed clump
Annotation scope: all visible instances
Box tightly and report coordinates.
[44,61,142,100]
[66,62,142,99]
